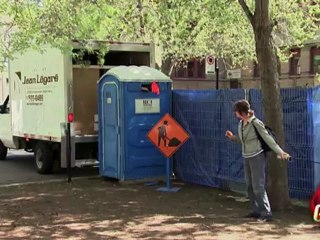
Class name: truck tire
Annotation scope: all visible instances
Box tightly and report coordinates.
[34,142,53,174]
[0,140,8,160]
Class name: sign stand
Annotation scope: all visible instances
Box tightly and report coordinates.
[147,113,190,193]
[157,158,180,192]
[66,122,72,183]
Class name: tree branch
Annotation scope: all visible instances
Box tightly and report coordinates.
[238,0,254,26]
[137,0,145,38]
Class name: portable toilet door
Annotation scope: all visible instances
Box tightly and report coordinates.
[99,81,120,178]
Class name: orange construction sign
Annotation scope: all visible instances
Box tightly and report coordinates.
[147,113,190,158]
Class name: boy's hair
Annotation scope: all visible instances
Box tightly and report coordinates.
[233,100,251,115]
[164,120,168,125]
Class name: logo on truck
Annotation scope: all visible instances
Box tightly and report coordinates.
[15,71,58,85]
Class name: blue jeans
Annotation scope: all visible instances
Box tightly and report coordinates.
[244,152,272,217]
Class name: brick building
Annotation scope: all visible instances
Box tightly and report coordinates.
[171,37,320,90]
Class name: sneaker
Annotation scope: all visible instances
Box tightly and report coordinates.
[243,212,261,219]
[257,215,273,222]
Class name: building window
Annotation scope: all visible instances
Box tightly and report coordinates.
[172,59,205,79]
[175,63,187,78]
[310,46,320,74]
[289,48,301,75]
[253,61,259,77]
[187,61,195,78]
[197,60,205,78]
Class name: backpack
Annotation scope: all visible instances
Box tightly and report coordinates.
[252,119,277,152]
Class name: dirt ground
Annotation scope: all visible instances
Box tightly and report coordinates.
[0,178,319,240]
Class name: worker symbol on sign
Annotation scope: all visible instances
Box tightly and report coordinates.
[158,120,182,147]
[158,120,168,147]
[148,113,189,158]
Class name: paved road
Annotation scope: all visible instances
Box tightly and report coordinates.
[0,150,99,185]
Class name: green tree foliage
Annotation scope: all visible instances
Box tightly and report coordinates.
[0,0,318,65]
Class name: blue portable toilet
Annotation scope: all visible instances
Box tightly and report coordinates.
[98,66,172,180]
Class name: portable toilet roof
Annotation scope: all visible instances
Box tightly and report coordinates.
[103,66,172,82]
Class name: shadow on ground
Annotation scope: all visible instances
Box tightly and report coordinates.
[0,179,319,240]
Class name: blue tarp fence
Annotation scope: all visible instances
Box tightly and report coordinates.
[172,87,320,200]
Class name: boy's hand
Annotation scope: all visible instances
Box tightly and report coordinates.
[225,130,234,140]
[278,152,291,161]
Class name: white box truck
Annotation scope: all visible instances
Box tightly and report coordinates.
[0,40,155,174]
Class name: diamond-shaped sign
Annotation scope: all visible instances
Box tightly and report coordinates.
[147,113,190,158]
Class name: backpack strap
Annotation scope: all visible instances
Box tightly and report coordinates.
[251,118,265,147]
[251,119,259,137]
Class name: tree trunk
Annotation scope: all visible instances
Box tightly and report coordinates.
[161,56,174,76]
[239,0,291,210]
[254,29,291,211]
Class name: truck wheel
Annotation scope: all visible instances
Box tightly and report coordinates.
[0,140,8,160]
[34,142,53,174]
